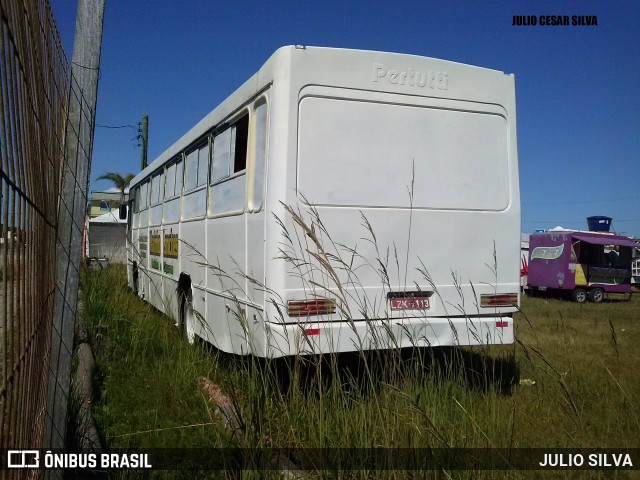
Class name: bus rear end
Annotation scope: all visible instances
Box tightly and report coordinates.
[263,48,520,357]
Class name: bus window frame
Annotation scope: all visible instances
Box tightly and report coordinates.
[181,136,210,222]
[184,138,210,195]
[137,179,150,228]
[149,169,165,226]
[163,156,184,224]
[131,186,139,213]
[247,94,269,213]
[207,107,250,219]
[164,157,183,201]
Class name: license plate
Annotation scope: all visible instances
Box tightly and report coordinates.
[390,297,430,310]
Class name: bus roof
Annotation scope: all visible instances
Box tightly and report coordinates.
[130,45,513,188]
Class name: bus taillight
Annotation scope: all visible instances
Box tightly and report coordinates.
[480,293,518,307]
[287,299,336,317]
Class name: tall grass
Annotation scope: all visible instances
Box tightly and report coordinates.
[81,266,231,451]
[81,262,639,479]
[80,201,639,478]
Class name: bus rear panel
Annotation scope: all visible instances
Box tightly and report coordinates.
[261,48,520,357]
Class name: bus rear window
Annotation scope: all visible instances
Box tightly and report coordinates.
[297,96,510,211]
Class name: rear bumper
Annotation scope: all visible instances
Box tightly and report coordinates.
[265,315,514,357]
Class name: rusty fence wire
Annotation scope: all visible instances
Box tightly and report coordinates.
[0,0,100,465]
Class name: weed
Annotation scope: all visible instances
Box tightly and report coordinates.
[82,200,640,478]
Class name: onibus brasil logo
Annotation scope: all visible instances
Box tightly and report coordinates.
[6,450,152,469]
[531,244,564,260]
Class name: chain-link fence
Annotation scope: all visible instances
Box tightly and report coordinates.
[0,0,69,452]
[0,0,103,469]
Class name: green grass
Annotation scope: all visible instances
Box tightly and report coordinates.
[81,266,230,451]
[512,295,640,448]
[80,265,640,478]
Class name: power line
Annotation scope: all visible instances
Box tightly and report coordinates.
[95,123,142,148]
[96,123,137,130]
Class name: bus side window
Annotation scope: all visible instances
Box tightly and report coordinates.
[175,158,184,196]
[132,186,138,213]
[139,180,150,227]
[209,113,248,216]
[140,181,149,209]
[233,114,248,173]
[165,162,176,198]
[163,158,182,223]
[211,128,232,183]
[131,186,139,226]
[249,99,267,211]
[183,142,209,219]
[150,171,164,225]
[184,149,199,192]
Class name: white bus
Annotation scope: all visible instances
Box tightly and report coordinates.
[126,46,521,358]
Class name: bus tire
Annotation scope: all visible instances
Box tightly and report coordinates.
[572,288,587,304]
[588,288,604,303]
[177,273,195,344]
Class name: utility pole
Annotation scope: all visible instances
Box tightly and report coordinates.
[47,0,105,457]
[141,114,149,170]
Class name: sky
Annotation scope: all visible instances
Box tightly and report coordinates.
[50,0,640,237]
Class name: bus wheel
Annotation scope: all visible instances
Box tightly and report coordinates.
[572,288,587,304]
[588,288,604,303]
[177,273,195,344]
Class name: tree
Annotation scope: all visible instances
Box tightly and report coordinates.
[96,172,135,202]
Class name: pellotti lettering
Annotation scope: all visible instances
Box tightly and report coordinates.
[373,63,448,91]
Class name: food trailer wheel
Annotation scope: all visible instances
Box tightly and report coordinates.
[572,288,587,304]
[588,288,604,303]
